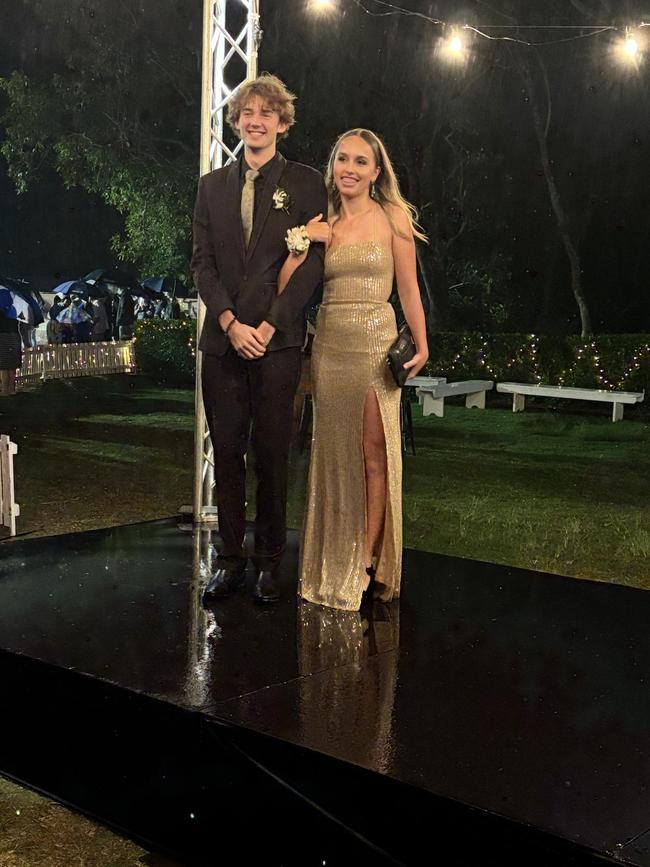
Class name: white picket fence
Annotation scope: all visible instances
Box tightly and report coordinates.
[1,341,136,537]
[17,340,136,384]
[0,435,19,536]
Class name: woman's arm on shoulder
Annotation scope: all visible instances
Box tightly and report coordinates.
[389,206,429,378]
[277,213,332,295]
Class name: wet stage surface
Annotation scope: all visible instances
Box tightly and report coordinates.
[1,518,649,864]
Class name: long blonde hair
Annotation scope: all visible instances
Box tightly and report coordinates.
[325,128,428,243]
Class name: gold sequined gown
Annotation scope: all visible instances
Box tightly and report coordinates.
[299,237,402,611]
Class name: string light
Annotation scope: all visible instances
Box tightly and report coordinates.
[442,336,649,391]
[624,34,639,57]
[135,320,197,359]
[340,0,650,53]
[613,26,645,67]
[309,0,337,13]
[439,29,467,63]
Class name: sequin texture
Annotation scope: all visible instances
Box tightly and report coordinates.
[299,239,402,611]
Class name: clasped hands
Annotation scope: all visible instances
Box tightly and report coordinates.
[228,319,275,360]
[228,214,331,360]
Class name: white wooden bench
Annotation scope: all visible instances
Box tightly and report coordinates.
[496,382,645,422]
[404,376,446,408]
[0,435,19,537]
[404,375,447,390]
[416,380,494,418]
[399,377,448,452]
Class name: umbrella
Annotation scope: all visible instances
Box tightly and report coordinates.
[174,283,196,299]
[84,268,141,293]
[0,286,18,319]
[57,302,93,325]
[1,275,39,297]
[143,276,195,298]
[53,279,110,300]
[53,280,86,296]
[0,277,45,326]
[142,277,166,294]
[0,276,45,326]
[84,282,111,299]
[11,294,35,324]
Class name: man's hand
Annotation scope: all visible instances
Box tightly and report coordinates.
[228,321,267,359]
[257,320,276,347]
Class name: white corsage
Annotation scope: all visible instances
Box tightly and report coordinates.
[286,225,311,255]
[272,187,291,213]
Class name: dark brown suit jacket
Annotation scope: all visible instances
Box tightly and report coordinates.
[191,153,328,356]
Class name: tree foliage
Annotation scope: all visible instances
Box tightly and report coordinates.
[0,0,201,278]
[2,0,649,332]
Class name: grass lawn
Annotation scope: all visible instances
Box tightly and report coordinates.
[0,375,194,538]
[0,775,167,866]
[285,399,650,590]
[400,402,650,588]
[2,376,648,590]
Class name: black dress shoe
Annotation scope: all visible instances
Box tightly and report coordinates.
[253,570,280,604]
[203,568,246,599]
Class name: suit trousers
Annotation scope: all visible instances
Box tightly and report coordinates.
[201,346,302,571]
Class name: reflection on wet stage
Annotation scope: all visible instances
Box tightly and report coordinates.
[1,518,649,866]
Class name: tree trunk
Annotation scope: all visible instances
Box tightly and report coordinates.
[520,56,592,337]
[398,128,450,332]
[416,244,447,332]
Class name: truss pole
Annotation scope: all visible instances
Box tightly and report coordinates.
[193,0,261,522]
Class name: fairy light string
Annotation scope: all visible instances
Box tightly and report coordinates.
[135,323,649,391]
[344,0,649,49]
[443,335,649,390]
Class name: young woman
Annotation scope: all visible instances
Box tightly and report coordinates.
[281,129,428,611]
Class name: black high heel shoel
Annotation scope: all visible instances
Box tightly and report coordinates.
[362,565,376,602]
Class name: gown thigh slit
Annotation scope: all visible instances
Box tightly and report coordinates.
[299,239,403,611]
[362,384,389,568]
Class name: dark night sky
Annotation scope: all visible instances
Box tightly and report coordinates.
[1,0,649,331]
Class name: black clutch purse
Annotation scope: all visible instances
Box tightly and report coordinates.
[387,323,415,387]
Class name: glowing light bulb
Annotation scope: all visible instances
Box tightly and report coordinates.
[615,28,643,66]
[449,35,463,54]
[310,0,335,11]
[438,29,468,63]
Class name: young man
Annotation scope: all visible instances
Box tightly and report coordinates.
[191,74,327,604]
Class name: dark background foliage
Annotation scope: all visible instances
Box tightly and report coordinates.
[2,0,649,334]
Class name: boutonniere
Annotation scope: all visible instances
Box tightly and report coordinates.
[272,187,291,214]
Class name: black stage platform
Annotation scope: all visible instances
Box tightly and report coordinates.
[1,519,649,865]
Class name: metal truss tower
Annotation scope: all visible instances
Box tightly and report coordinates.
[193,0,261,522]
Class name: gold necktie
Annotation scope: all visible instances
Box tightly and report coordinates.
[241,168,260,248]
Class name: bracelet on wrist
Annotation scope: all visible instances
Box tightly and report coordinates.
[224,317,237,336]
[285,225,311,255]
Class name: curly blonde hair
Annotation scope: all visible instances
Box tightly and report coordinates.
[227,73,296,140]
[325,128,428,243]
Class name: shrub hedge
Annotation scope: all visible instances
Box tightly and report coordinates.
[426,333,650,393]
[134,321,650,394]
[134,320,196,384]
